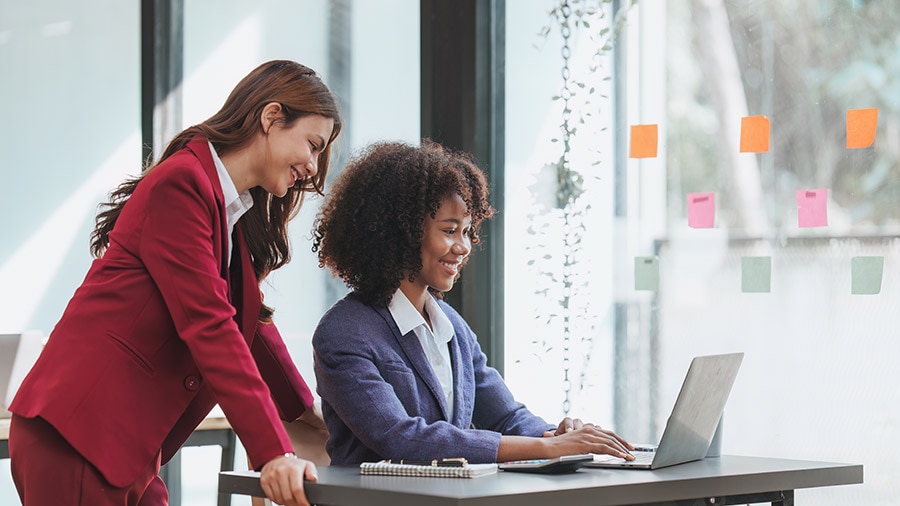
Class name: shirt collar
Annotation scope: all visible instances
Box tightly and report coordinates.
[209,140,253,229]
[387,288,454,344]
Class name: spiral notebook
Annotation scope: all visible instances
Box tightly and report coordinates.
[359,460,498,478]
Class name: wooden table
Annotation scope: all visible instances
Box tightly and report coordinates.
[219,455,863,506]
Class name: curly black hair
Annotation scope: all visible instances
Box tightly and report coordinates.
[312,140,495,307]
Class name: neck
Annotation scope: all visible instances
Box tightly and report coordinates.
[398,280,428,319]
[220,143,263,194]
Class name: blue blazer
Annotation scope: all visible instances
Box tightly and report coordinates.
[313,293,553,465]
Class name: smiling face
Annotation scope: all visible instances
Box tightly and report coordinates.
[259,112,334,198]
[399,193,472,309]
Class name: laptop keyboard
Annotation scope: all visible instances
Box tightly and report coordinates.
[593,450,655,465]
[630,451,655,464]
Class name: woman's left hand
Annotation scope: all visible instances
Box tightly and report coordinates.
[259,454,318,506]
[543,417,585,437]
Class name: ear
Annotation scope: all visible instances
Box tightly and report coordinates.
[260,102,283,134]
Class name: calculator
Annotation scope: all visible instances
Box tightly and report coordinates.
[498,454,594,474]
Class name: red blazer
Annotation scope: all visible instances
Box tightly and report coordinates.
[10,137,313,487]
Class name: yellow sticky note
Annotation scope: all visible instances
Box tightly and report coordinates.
[629,124,658,158]
[846,108,878,149]
[740,115,769,153]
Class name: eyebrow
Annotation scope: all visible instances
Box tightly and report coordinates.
[437,218,471,225]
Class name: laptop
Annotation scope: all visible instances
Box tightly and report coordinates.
[1,331,44,418]
[585,352,743,470]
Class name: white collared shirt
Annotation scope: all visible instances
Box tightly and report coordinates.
[209,141,254,266]
[388,288,455,416]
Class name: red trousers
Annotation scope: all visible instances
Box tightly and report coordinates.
[9,415,168,506]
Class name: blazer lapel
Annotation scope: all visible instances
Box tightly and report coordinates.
[375,306,451,421]
[186,135,258,343]
[231,222,260,345]
[447,330,468,428]
[186,136,229,280]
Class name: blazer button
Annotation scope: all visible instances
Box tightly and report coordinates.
[183,375,201,391]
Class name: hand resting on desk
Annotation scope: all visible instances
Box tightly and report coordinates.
[259,454,318,506]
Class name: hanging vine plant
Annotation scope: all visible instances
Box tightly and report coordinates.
[526,0,635,415]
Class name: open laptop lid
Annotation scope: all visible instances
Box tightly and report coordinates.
[650,352,744,469]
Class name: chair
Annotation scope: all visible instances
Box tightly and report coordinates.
[251,400,330,506]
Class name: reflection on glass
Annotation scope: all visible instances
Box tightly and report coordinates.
[506,1,898,504]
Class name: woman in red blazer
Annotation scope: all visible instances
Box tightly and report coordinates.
[8,60,342,506]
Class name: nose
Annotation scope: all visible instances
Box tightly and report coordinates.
[304,159,318,178]
[452,236,471,257]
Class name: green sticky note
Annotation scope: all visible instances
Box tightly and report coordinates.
[634,257,659,291]
[851,256,883,295]
[742,256,771,293]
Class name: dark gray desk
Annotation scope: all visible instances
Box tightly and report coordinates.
[219,455,862,506]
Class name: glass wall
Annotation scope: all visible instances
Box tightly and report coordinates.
[0,2,141,504]
[505,0,619,431]
[505,0,896,504]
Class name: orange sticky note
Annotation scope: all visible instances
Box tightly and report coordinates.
[846,108,878,149]
[687,192,715,228]
[629,124,658,158]
[740,115,769,153]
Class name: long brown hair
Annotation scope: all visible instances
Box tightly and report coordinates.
[91,60,342,320]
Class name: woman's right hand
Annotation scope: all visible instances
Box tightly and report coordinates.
[259,454,318,506]
[543,424,635,461]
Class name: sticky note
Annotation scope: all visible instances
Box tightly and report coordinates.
[742,256,771,293]
[740,115,770,153]
[629,124,658,158]
[846,108,878,149]
[634,257,659,291]
[851,256,884,295]
[796,189,828,228]
[687,192,715,228]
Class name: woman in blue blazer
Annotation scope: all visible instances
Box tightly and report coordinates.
[310,140,634,465]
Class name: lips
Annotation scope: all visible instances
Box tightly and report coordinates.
[440,260,460,275]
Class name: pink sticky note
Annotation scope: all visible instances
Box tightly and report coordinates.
[687,192,715,228]
[796,189,828,228]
